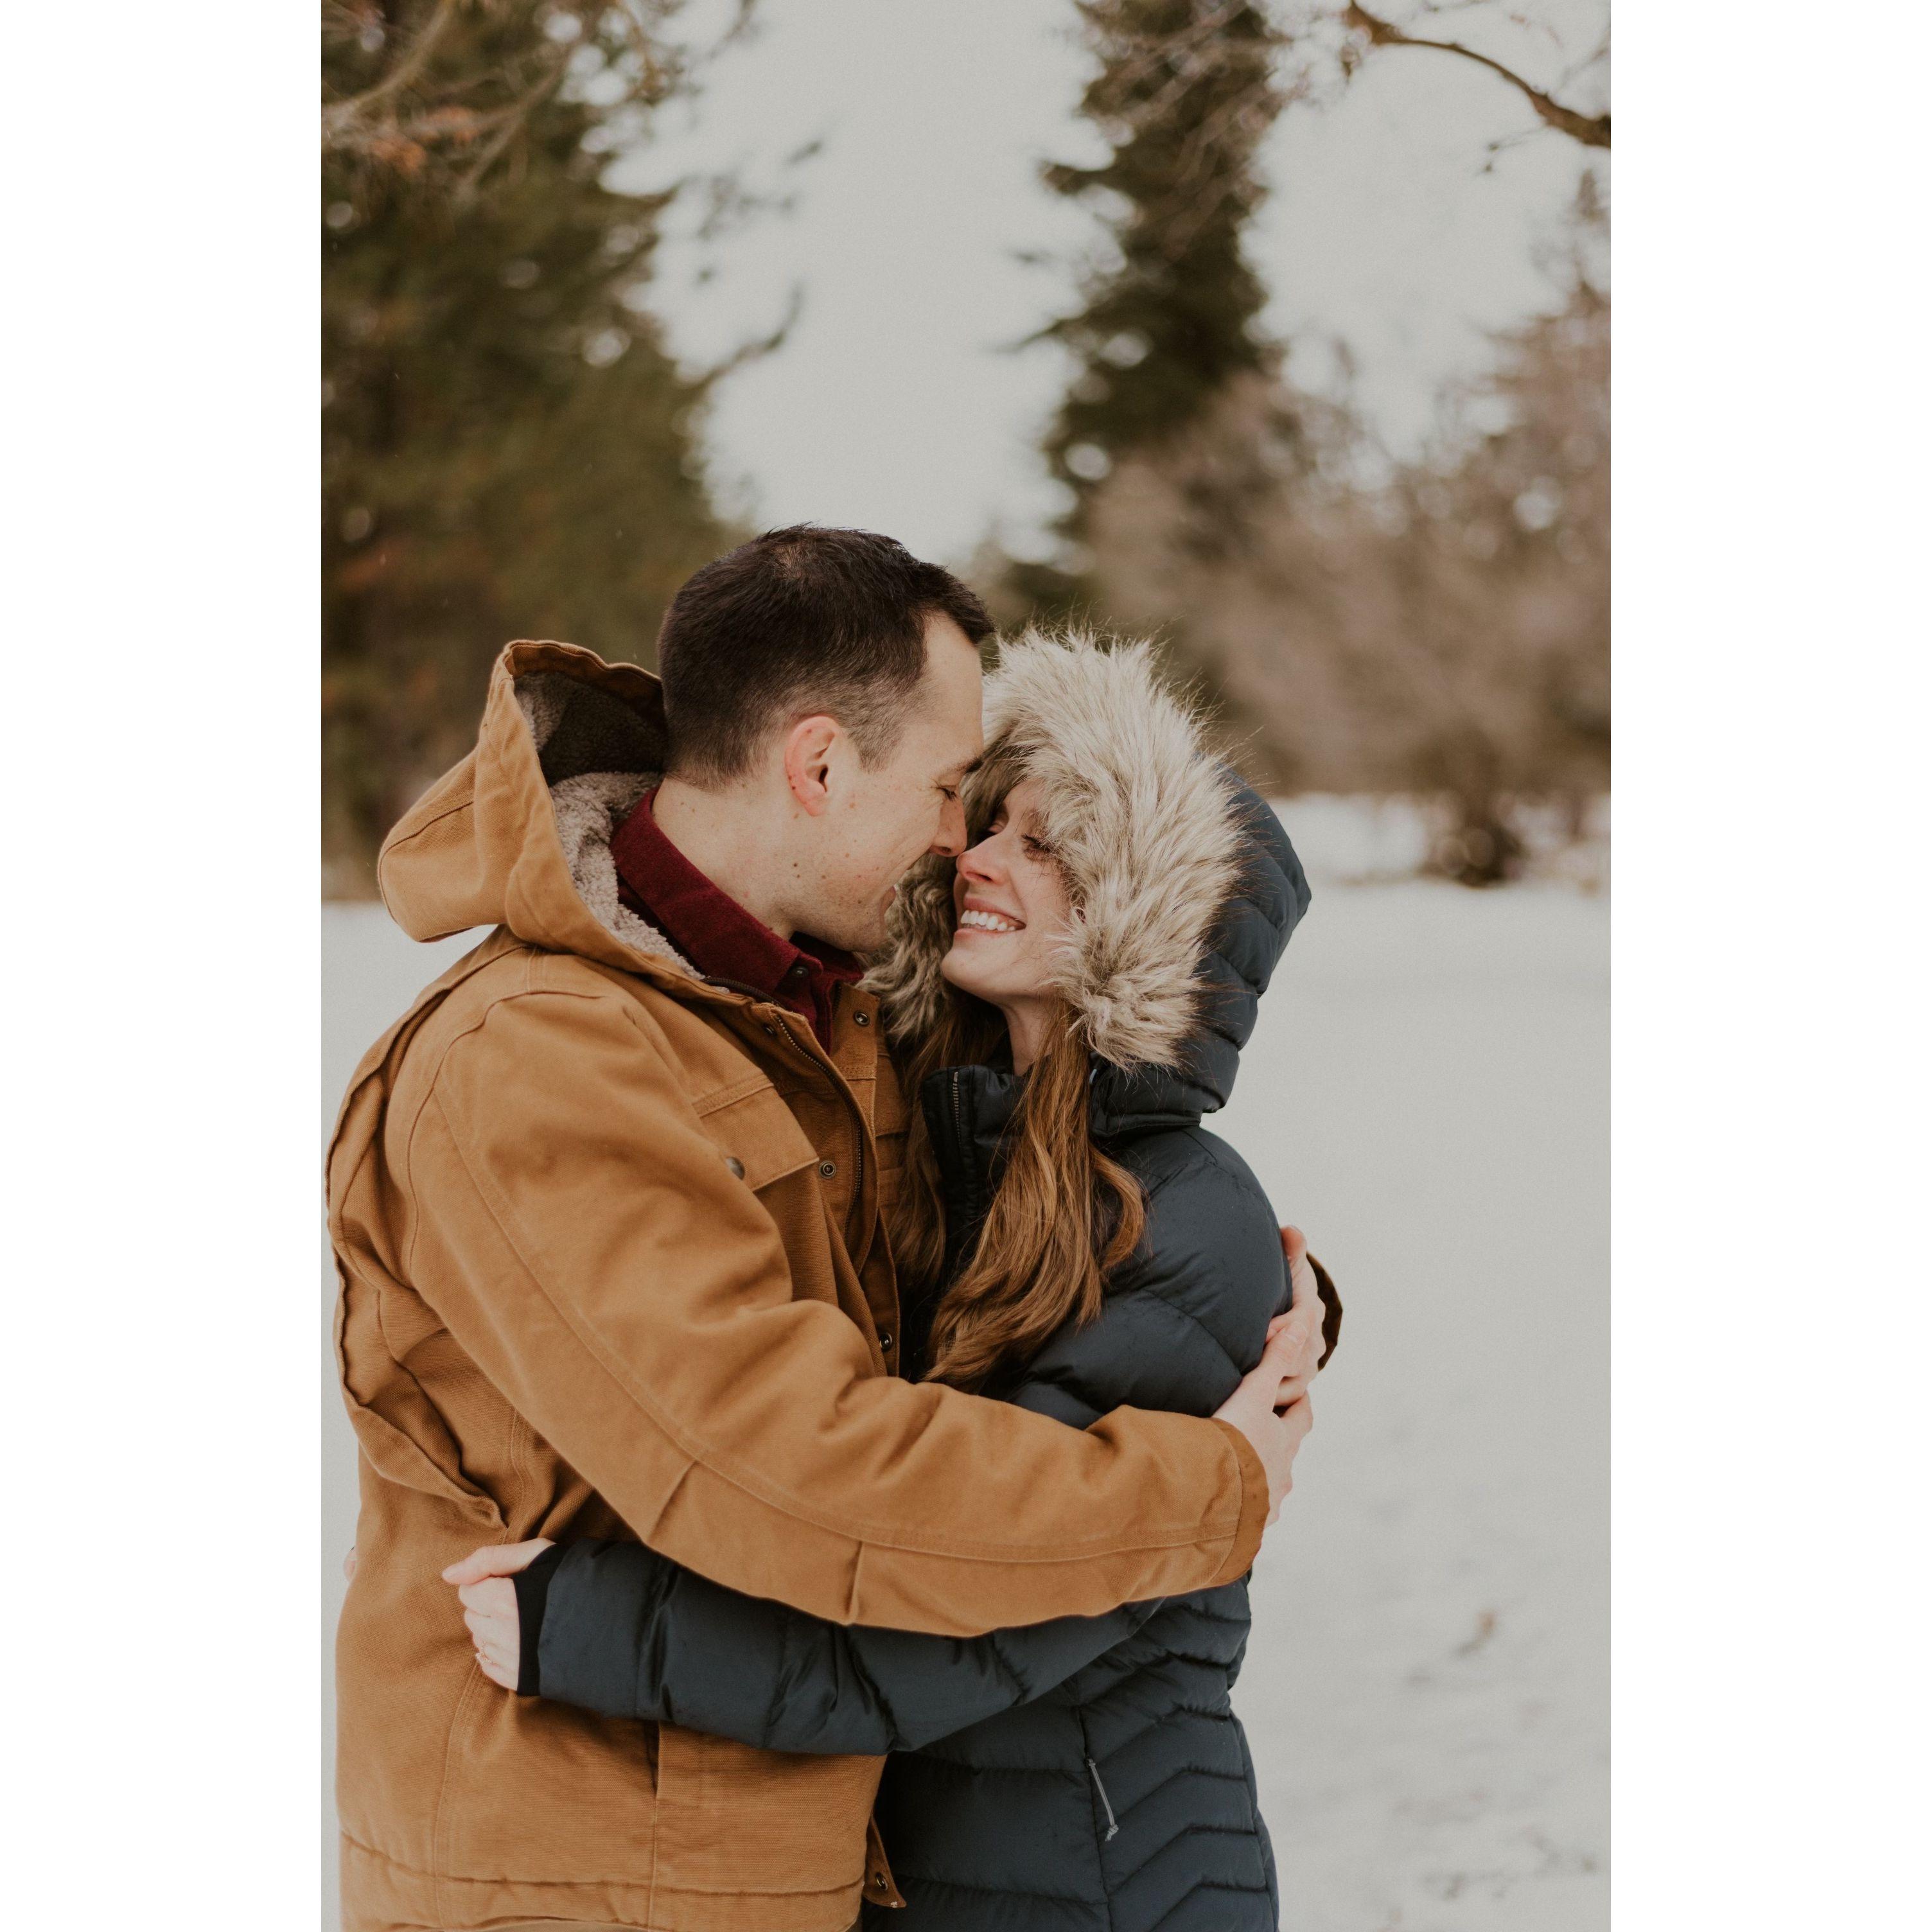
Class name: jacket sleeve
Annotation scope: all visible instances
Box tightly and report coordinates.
[1001,1134,1291,1430]
[401,978,1269,1636]
[527,1539,1163,1754]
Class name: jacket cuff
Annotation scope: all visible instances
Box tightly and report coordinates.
[513,1543,569,1696]
[1311,1254,1343,1368]
[1205,1418,1271,1585]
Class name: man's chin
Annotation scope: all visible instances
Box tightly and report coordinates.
[816,911,889,958]
[816,881,919,958]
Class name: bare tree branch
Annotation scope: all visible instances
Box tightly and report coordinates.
[322,2,713,192]
[450,48,574,203]
[1343,3,1610,148]
[321,0,466,150]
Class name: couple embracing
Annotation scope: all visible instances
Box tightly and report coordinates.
[329,525,1340,1932]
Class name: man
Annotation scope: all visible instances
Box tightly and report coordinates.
[329,527,1319,1932]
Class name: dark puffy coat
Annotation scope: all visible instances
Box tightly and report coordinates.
[527,774,1320,1932]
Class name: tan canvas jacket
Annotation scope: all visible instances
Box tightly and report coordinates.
[328,642,1270,1931]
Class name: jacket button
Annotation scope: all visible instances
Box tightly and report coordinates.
[877,1331,893,1351]
[818,1159,837,1178]
[723,1155,745,1179]
[854,1011,871,1026]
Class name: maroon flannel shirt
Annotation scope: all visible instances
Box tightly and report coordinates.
[609,788,861,1050]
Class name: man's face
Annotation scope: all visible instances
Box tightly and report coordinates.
[805,613,984,954]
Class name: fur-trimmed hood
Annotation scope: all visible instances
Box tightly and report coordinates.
[868,630,1310,1130]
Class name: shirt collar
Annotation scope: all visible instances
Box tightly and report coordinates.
[608,787,860,998]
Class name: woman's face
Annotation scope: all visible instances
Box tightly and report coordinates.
[938,778,1073,1048]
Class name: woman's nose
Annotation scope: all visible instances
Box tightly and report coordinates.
[956,838,1000,883]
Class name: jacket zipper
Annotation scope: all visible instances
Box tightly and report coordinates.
[944,1067,980,1279]
[1085,1757,1120,1841]
[949,1068,973,1214]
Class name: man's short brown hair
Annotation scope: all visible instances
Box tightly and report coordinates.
[656,525,994,783]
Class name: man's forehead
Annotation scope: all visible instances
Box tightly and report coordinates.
[936,745,984,780]
[911,613,986,768]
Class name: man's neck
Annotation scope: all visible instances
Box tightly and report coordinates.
[651,775,801,940]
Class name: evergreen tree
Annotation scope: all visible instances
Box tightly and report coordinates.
[1003,0,1286,617]
[323,4,735,893]
[1075,179,1610,882]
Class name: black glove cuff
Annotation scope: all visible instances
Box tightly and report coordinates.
[513,1543,570,1696]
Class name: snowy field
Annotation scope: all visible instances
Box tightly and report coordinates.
[321,805,1608,1930]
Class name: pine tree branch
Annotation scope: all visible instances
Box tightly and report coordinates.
[1342,3,1610,148]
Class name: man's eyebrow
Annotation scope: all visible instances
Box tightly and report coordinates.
[941,753,985,782]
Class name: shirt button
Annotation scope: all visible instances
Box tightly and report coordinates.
[723,1155,745,1179]
[818,1160,837,1179]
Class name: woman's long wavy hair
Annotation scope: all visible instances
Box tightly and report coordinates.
[886,966,1147,1394]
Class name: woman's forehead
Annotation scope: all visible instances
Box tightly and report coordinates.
[998,775,1046,826]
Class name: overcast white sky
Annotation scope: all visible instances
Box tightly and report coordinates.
[613,0,1607,562]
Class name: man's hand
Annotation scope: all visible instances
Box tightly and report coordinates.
[1215,1373,1313,1526]
[441,1539,554,1692]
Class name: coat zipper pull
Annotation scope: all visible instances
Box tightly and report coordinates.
[1085,1757,1120,1841]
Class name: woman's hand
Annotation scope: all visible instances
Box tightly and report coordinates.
[441,1539,554,1692]
[1211,1227,1326,1525]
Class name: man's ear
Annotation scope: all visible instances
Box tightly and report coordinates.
[781,715,841,816]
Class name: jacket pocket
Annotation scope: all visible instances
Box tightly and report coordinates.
[652,1725,885,1901]
[436,1665,662,1885]
[1085,1756,1121,1841]
[691,1079,819,1193]
[1075,1708,1123,1867]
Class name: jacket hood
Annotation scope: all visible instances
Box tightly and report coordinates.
[378,640,716,985]
[870,631,1310,1131]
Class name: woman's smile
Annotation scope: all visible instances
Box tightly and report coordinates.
[957,899,1025,935]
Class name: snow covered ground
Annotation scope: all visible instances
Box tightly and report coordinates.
[321,812,1608,1930]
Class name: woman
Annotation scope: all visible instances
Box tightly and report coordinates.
[447,631,1338,1931]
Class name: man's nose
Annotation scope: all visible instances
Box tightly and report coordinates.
[931,795,968,859]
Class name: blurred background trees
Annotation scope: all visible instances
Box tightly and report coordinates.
[983,0,1608,883]
[322,0,1607,891]
[322,1,741,892]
